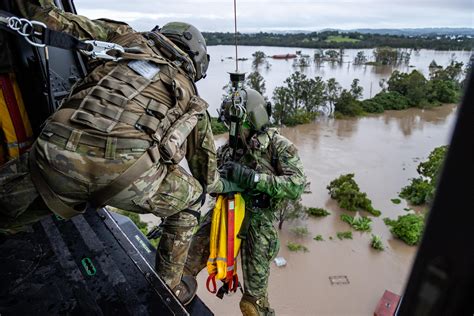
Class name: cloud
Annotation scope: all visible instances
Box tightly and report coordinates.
[74,0,473,32]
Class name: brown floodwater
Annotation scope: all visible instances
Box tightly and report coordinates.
[189,104,458,316]
[140,104,457,315]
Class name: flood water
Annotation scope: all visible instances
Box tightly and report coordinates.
[191,104,458,315]
[140,46,464,314]
[196,46,471,115]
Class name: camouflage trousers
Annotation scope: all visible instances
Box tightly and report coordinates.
[0,138,203,289]
[185,203,280,304]
[0,152,47,234]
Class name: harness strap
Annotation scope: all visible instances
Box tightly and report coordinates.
[206,273,217,294]
[88,144,161,207]
[181,209,201,222]
[29,147,84,219]
[0,10,91,51]
[43,27,91,51]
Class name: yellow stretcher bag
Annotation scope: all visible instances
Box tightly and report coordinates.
[206,193,245,296]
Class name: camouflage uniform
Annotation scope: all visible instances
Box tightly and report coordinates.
[1,0,219,290]
[185,129,306,314]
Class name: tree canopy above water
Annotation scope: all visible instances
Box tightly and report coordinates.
[204,30,473,50]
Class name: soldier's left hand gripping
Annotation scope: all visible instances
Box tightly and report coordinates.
[221,161,257,189]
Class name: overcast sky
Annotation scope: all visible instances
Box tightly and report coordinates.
[74,0,473,32]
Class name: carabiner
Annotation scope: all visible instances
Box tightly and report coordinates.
[23,20,47,48]
[82,40,125,61]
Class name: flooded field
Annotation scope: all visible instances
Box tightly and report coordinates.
[196,46,471,115]
[192,104,458,315]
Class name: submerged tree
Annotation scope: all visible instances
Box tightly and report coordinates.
[272,72,326,125]
[387,70,428,106]
[277,198,308,230]
[324,78,342,115]
[354,51,368,65]
[325,49,340,61]
[252,51,266,69]
[246,71,266,97]
[400,146,448,205]
[373,47,410,65]
[350,78,363,100]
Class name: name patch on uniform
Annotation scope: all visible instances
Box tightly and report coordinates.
[128,60,160,80]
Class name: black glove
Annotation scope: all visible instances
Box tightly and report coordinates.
[220,161,257,189]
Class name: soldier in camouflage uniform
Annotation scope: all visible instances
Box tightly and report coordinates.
[184,89,306,315]
[0,0,222,304]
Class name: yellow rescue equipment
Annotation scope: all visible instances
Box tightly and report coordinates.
[206,193,245,297]
[0,73,33,166]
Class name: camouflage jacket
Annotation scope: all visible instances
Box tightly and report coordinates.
[216,128,306,202]
[16,0,219,190]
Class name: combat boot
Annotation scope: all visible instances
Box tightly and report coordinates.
[240,293,275,316]
[172,275,198,306]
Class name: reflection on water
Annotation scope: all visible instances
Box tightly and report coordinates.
[196,104,458,316]
[370,64,395,76]
[197,46,470,115]
[334,117,360,138]
[382,105,457,137]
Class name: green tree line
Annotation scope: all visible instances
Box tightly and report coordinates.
[265,60,467,124]
[203,31,473,50]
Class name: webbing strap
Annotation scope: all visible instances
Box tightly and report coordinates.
[0,10,91,51]
[132,94,169,119]
[206,273,217,294]
[109,70,149,90]
[135,114,160,132]
[100,78,139,99]
[105,136,117,160]
[82,100,124,121]
[89,145,161,207]
[118,111,160,132]
[43,122,151,149]
[74,100,160,134]
[72,110,116,133]
[29,147,85,219]
[146,99,168,119]
[226,196,236,286]
[90,87,128,107]
[181,209,201,222]
[43,27,91,51]
[65,129,82,152]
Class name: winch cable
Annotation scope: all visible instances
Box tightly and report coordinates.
[234,0,239,72]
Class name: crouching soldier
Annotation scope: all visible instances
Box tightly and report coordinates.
[1,0,221,304]
[183,88,306,315]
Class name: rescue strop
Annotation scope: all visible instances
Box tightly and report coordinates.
[206,193,245,298]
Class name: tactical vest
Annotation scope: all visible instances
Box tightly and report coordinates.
[31,31,208,219]
[43,31,207,164]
